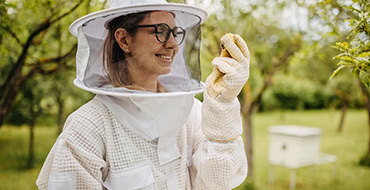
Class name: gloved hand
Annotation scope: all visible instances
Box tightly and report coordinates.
[205,33,250,103]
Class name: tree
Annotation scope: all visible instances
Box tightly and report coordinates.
[48,69,94,135]
[330,0,370,88]
[5,74,51,168]
[304,0,369,166]
[327,74,360,132]
[240,37,301,178]
[22,78,46,168]
[0,0,84,127]
[198,0,303,180]
[1,0,102,169]
[329,0,370,166]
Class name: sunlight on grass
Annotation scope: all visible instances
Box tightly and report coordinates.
[0,126,58,190]
[0,109,369,190]
[236,109,370,190]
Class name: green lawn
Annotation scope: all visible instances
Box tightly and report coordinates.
[237,109,370,190]
[0,109,369,190]
[0,124,57,190]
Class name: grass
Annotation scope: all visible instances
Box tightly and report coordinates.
[0,109,369,190]
[237,109,370,190]
[0,125,58,190]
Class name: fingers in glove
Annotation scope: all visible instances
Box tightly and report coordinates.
[233,34,250,60]
[212,57,239,74]
[220,34,249,64]
[220,35,245,63]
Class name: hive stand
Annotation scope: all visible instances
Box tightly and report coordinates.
[268,125,337,190]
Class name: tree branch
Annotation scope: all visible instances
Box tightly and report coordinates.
[250,38,301,113]
[32,44,77,66]
[22,44,77,81]
[50,0,84,25]
[3,26,24,47]
[1,0,84,93]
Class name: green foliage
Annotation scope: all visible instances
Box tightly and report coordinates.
[1,0,99,126]
[1,0,366,125]
[6,77,45,126]
[199,0,306,109]
[259,73,362,111]
[359,152,370,166]
[270,76,329,109]
[241,180,255,190]
[331,0,370,88]
[5,72,93,126]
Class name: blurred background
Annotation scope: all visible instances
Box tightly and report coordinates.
[0,0,369,189]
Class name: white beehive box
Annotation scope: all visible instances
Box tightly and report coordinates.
[268,125,322,169]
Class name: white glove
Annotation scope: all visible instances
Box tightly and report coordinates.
[205,33,250,103]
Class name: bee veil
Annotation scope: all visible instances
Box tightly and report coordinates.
[69,0,208,165]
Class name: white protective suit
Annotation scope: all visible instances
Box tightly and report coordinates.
[36,0,249,189]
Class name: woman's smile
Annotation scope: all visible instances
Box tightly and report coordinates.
[156,53,174,63]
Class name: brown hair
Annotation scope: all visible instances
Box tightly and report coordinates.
[103,11,151,88]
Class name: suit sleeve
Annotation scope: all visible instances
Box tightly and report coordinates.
[189,92,248,190]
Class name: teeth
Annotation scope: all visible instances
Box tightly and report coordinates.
[157,55,171,60]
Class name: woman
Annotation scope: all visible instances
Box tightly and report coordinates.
[37,0,250,189]
[104,11,179,92]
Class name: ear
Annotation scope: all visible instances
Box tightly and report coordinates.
[114,28,131,53]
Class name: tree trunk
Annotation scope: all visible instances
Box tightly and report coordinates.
[358,80,370,166]
[243,109,254,178]
[0,65,26,126]
[58,100,65,135]
[55,90,65,135]
[27,107,35,169]
[337,99,348,132]
[241,82,255,179]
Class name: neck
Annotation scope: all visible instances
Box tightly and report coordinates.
[125,59,164,93]
[130,75,159,92]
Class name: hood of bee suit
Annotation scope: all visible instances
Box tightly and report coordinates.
[69,0,208,165]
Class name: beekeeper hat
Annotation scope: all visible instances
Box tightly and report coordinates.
[69,0,208,96]
[69,0,208,40]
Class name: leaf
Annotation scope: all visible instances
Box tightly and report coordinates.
[337,61,354,66]
[356,57,369,63]
[358,51,370,57]
[333,53,347,59]
[349,47,358,53]
[331,45,340,50]
[352,68,359,76]
[346,5,361,13]
[330,65,345,80]
[359,70,370,88]
[343,42,349,50]
[336,42,349,50]
[338,55,354,62]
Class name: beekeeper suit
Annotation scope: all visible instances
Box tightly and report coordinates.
[36,0,249,189]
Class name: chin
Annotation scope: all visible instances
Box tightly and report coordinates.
[162,68,172,75]
[159,67,172,75]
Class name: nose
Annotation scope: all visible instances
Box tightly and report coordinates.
[164,33,178,49]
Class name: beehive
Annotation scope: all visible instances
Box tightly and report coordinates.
[268,125,322,169]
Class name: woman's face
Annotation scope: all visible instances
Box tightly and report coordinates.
[125,11,179,80]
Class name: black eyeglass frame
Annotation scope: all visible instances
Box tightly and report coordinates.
[134,23,186,45]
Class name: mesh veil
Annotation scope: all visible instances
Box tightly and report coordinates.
[75,10,203,96]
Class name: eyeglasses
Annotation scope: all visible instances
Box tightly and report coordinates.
[135,23,186,45]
